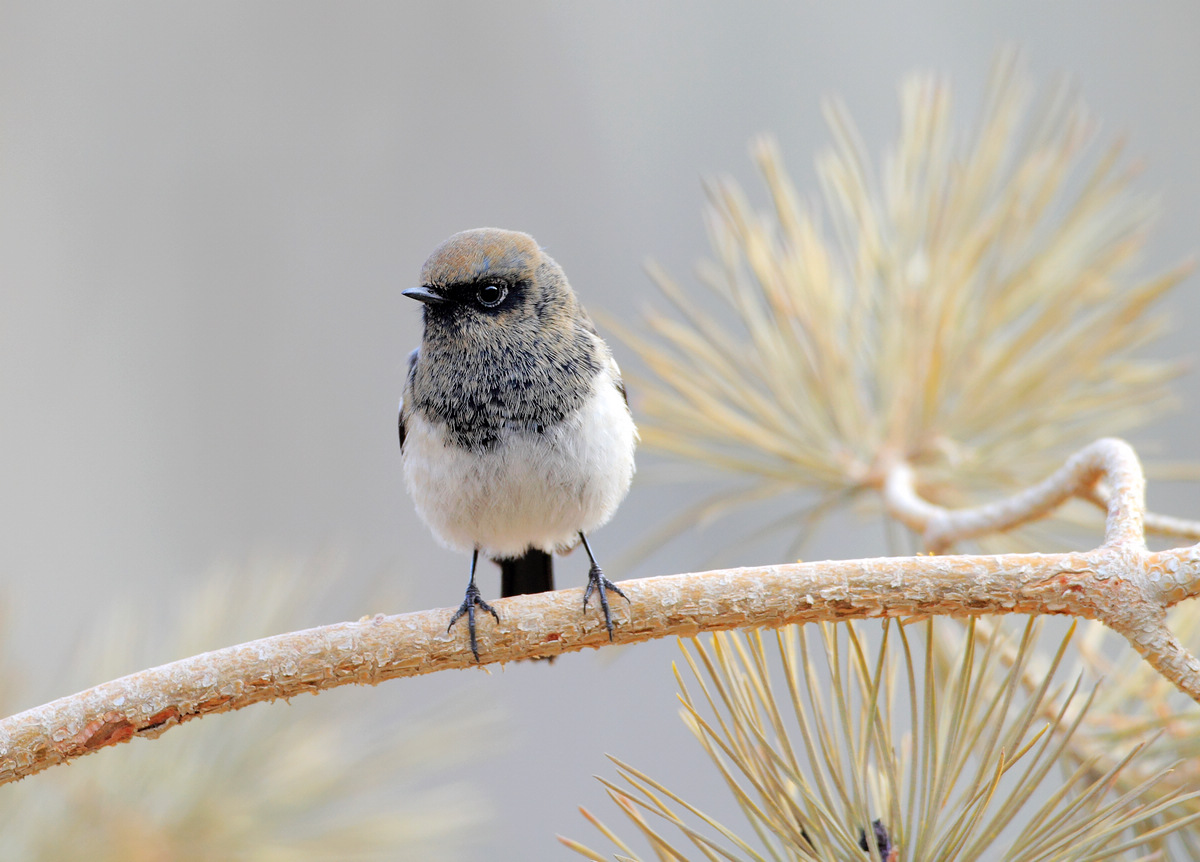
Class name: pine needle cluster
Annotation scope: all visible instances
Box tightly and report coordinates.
[566,619,1200,861]
[568,52,1200,861]
[622,52,1187,546]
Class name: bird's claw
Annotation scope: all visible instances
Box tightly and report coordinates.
[582,564,629,641]
[448,582,499,662]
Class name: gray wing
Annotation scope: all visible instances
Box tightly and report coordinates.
[599,329,629,408]
[398,348,419,452]
[612,358,628,407]
[578,310,629,408]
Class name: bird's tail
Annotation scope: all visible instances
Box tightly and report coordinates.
[497,548,554,597]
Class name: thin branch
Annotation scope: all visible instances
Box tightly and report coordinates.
[879,436,1200,718]
[882,438,1148,553]
[1081,484,1200,542]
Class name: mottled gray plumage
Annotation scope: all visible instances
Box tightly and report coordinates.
[404,256,602,451]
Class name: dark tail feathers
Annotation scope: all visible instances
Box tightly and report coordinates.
[497,548,554,597]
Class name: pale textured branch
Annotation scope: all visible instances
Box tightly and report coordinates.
[1082,484,1200,541]
[883,438,1148,552]
[1,437,1197,786]
[0,545,1197,786]
[881,437,1200,703]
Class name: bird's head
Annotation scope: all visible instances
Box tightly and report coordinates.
[405,228,577,340]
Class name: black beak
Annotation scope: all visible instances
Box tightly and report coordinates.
[403,286,449,305]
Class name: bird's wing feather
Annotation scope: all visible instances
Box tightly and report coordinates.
[609,355,629,407]
[399,348,419,452]
[578,312,630,408]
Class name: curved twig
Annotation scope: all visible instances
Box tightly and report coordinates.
[882,436,1200,710]
[1081,484,1200,541]
[882,438,1147,553]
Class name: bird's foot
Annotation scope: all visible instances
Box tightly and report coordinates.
[582,563,629,641]
[448,582,499,662]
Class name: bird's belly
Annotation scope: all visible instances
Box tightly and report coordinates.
[403,377,636,558]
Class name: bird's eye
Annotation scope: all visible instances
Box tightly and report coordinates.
[476,283,508,308]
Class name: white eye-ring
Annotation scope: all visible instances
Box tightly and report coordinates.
[476,283,508,308]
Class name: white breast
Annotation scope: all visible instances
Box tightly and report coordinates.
[402,370,636,558]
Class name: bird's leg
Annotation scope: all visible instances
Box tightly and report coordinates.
[579,532,629,640]
[448,549,499,661]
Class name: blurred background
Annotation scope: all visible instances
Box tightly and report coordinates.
[1,3,1198,858]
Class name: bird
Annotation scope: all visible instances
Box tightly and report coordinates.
[399,228,637,661]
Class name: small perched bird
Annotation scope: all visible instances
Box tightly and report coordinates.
[399,228,637,660]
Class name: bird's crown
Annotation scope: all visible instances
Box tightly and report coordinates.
[420,228,542,288]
